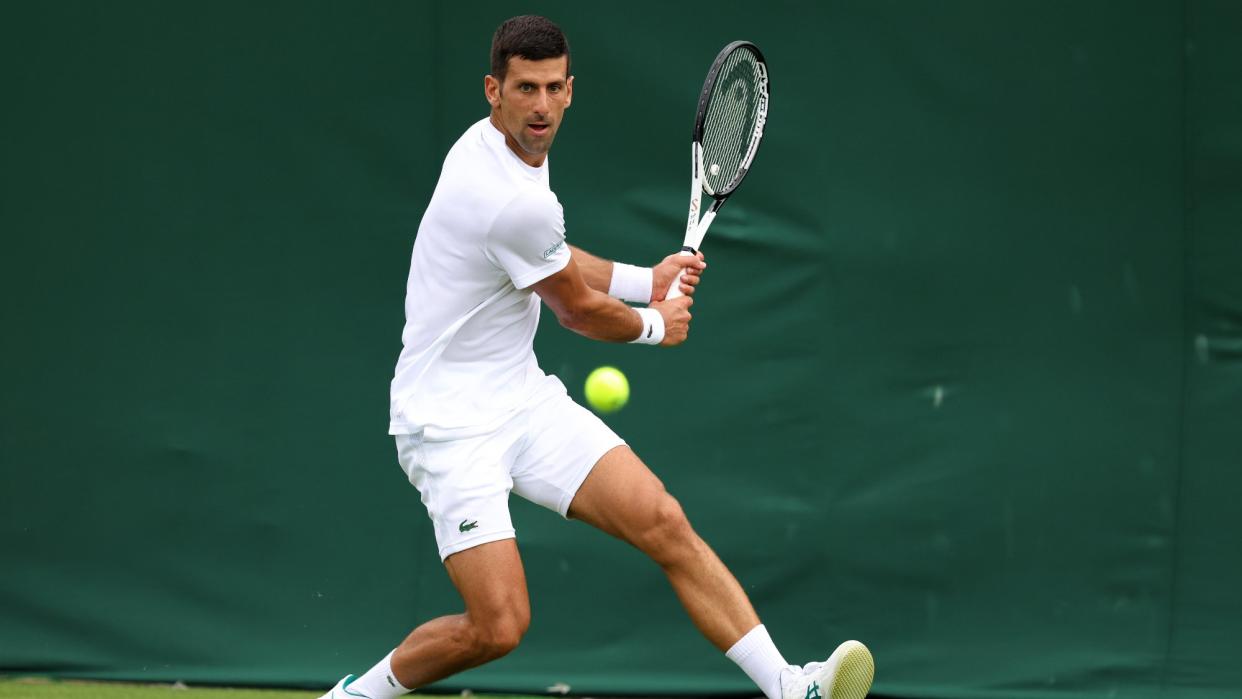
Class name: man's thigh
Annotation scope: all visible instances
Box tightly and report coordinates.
[444,539,529,620]
[565,444,673,542]
[510,391,625,518]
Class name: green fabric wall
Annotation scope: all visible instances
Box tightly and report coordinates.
[2,2,1238,697]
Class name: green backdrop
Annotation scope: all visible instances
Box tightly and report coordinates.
[2,2,1239,698]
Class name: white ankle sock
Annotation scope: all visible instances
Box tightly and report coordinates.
[346,650,410,699]
[726,624,790,699]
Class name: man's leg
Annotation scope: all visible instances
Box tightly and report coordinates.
[339,540,530,698]
[566,445,873,699]
[567,445,758,651]
[394,540,530,686]
[567,445,796,699]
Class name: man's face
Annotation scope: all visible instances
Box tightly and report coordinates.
[485,55,573,167]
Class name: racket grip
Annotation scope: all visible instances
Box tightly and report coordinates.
[663,249,698,300]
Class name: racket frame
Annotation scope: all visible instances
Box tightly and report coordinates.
[667,41,769,299]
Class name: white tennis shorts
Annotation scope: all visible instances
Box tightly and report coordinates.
[394,381,625,560]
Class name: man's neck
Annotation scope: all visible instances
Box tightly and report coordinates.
[489,113,545,167]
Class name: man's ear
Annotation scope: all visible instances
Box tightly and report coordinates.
[565,75,573,108]
[484,74,501,108]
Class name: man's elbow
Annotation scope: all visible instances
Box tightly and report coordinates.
[556,295,604,333]
[557,306,590,333]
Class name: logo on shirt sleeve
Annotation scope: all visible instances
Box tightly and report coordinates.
[542,240,566,260]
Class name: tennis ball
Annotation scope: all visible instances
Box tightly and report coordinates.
[584,366,629,413]
[710,162,721,176]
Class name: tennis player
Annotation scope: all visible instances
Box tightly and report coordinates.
[319,15,872,699]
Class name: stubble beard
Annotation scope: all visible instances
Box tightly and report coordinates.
[515,127,554,157]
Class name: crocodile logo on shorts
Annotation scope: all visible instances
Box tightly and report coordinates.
[459,519,479,533]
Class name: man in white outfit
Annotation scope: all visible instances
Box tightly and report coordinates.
[320,15,873,699]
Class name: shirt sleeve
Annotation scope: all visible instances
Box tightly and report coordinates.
[485,188,572,289]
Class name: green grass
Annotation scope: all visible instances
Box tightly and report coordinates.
[0,679,539,699]
[0,679,315,699]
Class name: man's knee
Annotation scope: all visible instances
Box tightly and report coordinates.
[636,494,698,564]
[472,605,530,660]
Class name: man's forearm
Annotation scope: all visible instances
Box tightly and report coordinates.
[569,245,613,293]
[569,245,653,304]
[558,290,648,343]
[533,255,661,345]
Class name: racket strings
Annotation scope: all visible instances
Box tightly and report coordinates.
[702,53,751,191]
[701,47,763,195]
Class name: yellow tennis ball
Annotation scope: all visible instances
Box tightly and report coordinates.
[584,366,629,413]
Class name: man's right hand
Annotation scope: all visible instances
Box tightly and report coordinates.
[650,295,693,346]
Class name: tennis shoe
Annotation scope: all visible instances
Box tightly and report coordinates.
[317,674,370,699]
[781,640,874,699]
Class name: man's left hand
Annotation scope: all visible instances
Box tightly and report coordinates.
[651,251,706,302]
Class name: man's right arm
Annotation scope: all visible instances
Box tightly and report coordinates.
[530,256,693,346]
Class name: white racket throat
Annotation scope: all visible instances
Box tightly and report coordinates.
[684,142,717,252]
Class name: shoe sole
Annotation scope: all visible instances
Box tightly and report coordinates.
[828,640,874,699]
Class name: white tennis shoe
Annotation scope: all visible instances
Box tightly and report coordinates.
[317,674,370,699]
[781,640,874,699]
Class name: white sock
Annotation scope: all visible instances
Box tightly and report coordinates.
[345,650,410,699]
[726,624,790,699]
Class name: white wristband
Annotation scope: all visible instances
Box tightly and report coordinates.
[629,307,665,345]
[608,262,653,304]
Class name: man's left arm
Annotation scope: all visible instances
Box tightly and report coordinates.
[569,245,707,303]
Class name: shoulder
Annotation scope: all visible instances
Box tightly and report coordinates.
[492,187,562,234]
[429,123,512,218]
[502,185,559,212]
[442,120,494,170]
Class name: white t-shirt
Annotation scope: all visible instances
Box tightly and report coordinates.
[389,118,572,439]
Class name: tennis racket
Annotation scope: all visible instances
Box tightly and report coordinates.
[665,41,770,300]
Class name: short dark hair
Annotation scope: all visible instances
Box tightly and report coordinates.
[490,15,570,83]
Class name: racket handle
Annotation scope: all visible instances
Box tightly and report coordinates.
[663,249,698,300]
